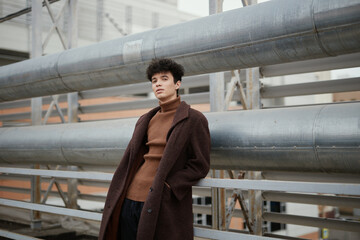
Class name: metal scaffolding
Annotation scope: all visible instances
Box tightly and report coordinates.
[0,0,359,239]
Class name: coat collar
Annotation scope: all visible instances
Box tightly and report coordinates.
[166,101,190,140]
[170,101,190,128]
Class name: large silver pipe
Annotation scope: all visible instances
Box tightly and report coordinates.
[0,0,359,102]
[0,102,359,173]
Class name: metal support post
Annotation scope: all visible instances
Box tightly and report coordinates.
[240,0,261,226]
[209,0,225,230]
[246,68,261,110]
[96,0,104,42]
[208,0,224,113]
[248,171,262,235]
[224,67,262,232]
[67,0,79,210]
[210,73,224,113]
[67,165,79,209]
[125,6,132,35]
[245,66,263,235]
[210,170,220,229]
[30,0,43,230]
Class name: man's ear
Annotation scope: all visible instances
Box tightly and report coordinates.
[175,80,181,89]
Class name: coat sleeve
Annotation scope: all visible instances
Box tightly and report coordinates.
[165,114,211,201]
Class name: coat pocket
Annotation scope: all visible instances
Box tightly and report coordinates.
[162,183,172,201]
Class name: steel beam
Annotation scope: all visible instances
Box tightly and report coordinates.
[0,0,359,102]
[0,102,359,173]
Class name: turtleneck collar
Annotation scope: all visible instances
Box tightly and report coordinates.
[159,96,181,113]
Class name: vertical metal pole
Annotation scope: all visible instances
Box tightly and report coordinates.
[26,0,31,55]
[96,0,104,42]
[209,0,224,113]
[30,0,43,230]
[125,6,132,35]
[246,67,263,235]
[246,68,261,110]
[67,0,79,210]
[67,0,78,50]
[210,73,224,112]
[210,170,220,229]
[243,0,262,234]
[209,0,225,231]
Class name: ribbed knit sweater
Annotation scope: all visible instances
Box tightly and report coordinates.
[126,96,181,202]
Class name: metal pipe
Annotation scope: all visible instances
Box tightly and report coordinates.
[0,0,359,102]
[0,102,359,173]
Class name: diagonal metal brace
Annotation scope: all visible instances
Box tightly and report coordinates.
[44,0,68,50]
[41,165,69,207]
[224,70,249,111]
[43,95,65,124]
[225,170,254,233]
[43,0,68,50]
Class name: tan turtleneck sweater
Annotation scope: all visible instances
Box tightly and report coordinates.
[126,96,181,202]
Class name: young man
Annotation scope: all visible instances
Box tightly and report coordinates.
[99,58,211,240]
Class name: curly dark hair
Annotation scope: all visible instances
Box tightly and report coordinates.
[146,58,185,83]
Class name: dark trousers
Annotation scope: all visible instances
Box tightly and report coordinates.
[118,198,144,240]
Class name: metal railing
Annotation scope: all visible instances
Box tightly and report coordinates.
[1,167,359,239]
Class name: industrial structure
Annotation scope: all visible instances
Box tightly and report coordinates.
[0,0,360,239]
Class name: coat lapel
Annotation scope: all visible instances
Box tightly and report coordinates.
[166,101,190,141]
[156,101,190,179]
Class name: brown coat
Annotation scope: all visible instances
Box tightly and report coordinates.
[98,101,211,240]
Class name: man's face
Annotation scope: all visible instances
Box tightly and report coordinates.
[151,71,181,103]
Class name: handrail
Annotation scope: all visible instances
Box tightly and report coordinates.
[1,167,359,195]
